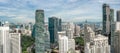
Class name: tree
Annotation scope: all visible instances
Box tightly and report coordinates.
[21,35,35,53]
[74,37,84,46]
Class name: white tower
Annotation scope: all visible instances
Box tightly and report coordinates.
[59,36,68,53]
[0,27,10,53]
[10,33,21,53]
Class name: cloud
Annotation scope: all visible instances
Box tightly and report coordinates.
[92,0,120,4]
[67,0,78,3]
[48,1,102,22]
[0,0,9,3]
[0,6,35,23]
[0,0,119,23]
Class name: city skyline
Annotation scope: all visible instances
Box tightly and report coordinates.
[0,2,120,53]
[0,0,120,23]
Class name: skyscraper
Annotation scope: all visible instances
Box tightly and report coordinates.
[102,4,114,45]
[35,10,45,53]
[114,31,120,53]
[117,10,120,21]
[49,17,57,44]
[0,27,10,53]
[102,4,111,35]
[10,33,21,53]
[111,22,115,53]
[59,36,68,53]
[109,9,114,45]
[49,17,61,47]
[66,22,75,39]
[110,9,114,23]
[44,25,50,51]
[113,22,120,53]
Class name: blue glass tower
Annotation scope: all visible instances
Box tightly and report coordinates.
[48,17,62,48]
[49,17,58,44]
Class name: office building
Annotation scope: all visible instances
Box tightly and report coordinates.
[84,26,110,53]
[35,10,45,53]
[68,39,75,50]
[114,31,120,53]
[62,22,75,39]
[110,22,115,53]
[84,26,95,44]
[10,33,21,53]
[102,4,111,35]
[49,17,57,44]
[102,4,114,45]
[49,17,61,46]
[102,4,114,34]
[112,22,120,53]
[110,9,114,45]
[44,26,50,51]
[59,36,68,53]
[74,24,80,37]
[117,10,120,21]
[0,27,10,53]
[85,34,110,53]
[66,29,74,39]
[58,32,75,53]
[58,31,66,39]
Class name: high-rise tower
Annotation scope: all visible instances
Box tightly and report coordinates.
[102,4,114,45]
[59,36,68,53]
[117,10,120,21]
[48,17,62,48]
[49,17,58,44]
[35,10,45,53]
[102,4,111,35]
[0,27,10,53]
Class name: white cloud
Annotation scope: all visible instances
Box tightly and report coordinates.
[49,2,102,22]
[92,0,120,4]
[68,0,78,2]
[0,0,119,23]
[0,0,9,3]
[0,6,35,23]
[11,15,35,23]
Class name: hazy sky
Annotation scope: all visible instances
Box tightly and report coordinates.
[0,0,120,23]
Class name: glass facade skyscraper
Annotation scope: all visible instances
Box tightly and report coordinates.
[35,10,45,53]
[102,4,114,45]
[102,4,111,35]
[117,10,120,21]
[49,17,58,44]
[109,9,114,44]
[48,17,62,48]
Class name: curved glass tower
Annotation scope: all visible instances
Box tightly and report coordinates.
[35,10,45,53]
